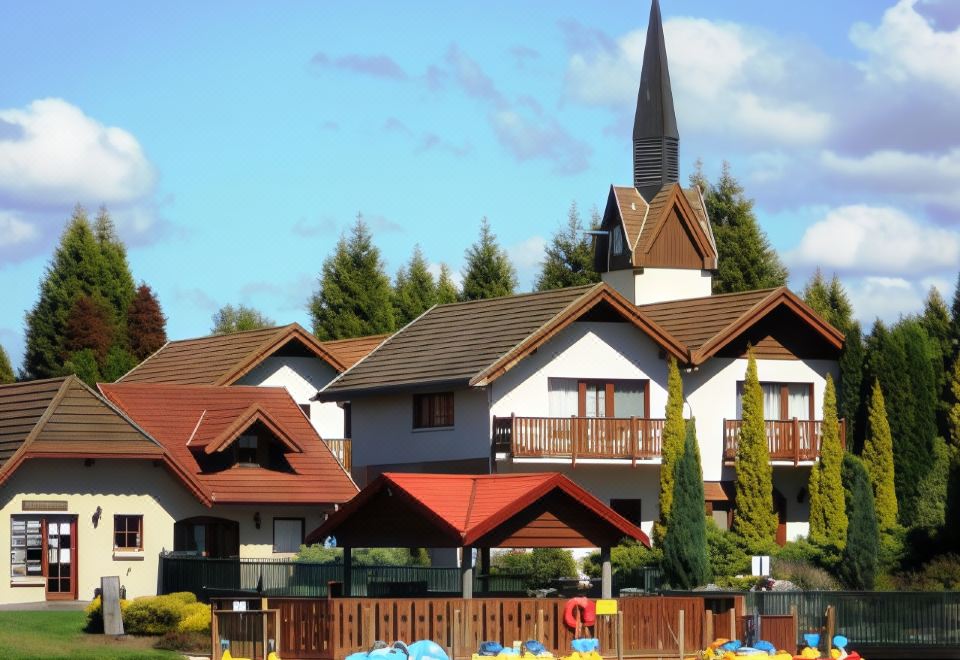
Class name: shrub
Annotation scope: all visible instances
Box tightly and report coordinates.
[491,548,577,589]
[892,554,960,591]
[177,602,212,634]
[771,558,839,590]
[84,596,129,633]
[707,520,750,579]
[713,576,761,591]
[295,545,430,565]
[165,591,198,605]
[582,539,662,578]
[153,631,210,653]
[124,595,187,635]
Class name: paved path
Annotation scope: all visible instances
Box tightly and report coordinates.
[0,600,90,611]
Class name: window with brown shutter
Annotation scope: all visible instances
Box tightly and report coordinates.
[413,392,455,429]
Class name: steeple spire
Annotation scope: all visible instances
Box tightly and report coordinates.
[633,0,679,202]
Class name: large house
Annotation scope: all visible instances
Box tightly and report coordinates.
[319,1,844,543]
[0,375,356,604]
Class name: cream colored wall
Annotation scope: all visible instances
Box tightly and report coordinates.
[602,268,712,305]
[0,459,327,604]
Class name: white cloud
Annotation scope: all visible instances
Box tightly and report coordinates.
[786,204,960,275]
[507,235,547,271]
[851,0,960,94]
[0,211,39,248]
[0,98,156,207]
[846,276,926,323]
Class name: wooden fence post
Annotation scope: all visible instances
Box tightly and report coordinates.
[678,609,685,660]
[789,604,798,653]
[825,605,836,653]
[453,609,461,660]
[729,607,736,642]
[703,610,713,649]
[616,610,624,660]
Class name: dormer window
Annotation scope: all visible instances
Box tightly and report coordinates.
[237,435,258,465]
[612,226,625,256]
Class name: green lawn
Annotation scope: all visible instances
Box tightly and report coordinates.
[0,610,183,660]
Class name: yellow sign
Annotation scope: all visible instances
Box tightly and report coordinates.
[595,599,617,615]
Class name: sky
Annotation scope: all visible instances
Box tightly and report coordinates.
[1,0,959,368]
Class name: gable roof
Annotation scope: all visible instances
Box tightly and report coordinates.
[118,323,348,385]
[0,376,206,503]
[305,472,650,548]
[322,284,688,397]
[100,383,358,505]
[320,333,391,370]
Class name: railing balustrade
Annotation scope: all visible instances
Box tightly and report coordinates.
[492,415,665,464]
[722,418,846,465]
[323,438,351,471]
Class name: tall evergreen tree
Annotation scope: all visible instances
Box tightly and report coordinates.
[101,345,139,383]
[803,269,831,321]
[897,320,939,522]
[840,454,880,590]
[827,275,854,334]
[921,286,953,437]
[436,264,460,304]
[62,349,101,387]
[211,304,275,335]
[949,272,960,363]
[654,357,685,546]
[861,380,898,531]
[309,215,396,340]
[949,357,960,450]
[63,294,115,365]
[127,284,167,360]
[662,419,711,589]
[914,436,950,528]
[733,349,778,552]
[93,207,136,337]
[0,344,14,384]
[808,375,848,550]
[393,245,437,326]
[460,217,517,301]
[535,202,600,291]
[840,322,865,449]
[689,161,787,294]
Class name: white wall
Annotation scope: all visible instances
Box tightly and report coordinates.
[238,356,345,439]
[602,268,712,305]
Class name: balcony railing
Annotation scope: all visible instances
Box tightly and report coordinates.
[722,418,846,465]
[324,438,351,472]
[492,415,665,465]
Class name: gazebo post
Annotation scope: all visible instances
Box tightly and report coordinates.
[460,546,474,599]
[343,546,352,597]
[600,546,612,599]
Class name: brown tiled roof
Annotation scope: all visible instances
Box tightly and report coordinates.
[101,383,358,505]
[0,377,64,464]
[320,334,391,369]
[635,184,675,254]
[119,323,346,385]
[611,186,648,249]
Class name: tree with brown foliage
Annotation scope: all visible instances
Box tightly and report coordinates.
[127,284,167,360]
[64,294,114,365]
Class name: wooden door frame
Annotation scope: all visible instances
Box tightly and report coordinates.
[45,515,78,601]
[577,379,649,418]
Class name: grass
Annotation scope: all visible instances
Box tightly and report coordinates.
[0,610,184,660]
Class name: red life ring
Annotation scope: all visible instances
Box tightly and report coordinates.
[563,597,596,628]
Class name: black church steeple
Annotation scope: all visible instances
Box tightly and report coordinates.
[633,0,679,202]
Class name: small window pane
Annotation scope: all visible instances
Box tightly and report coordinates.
[273,519,304,553]
[114,515,143,550]
[413,393,454,428]
[613,382,646,417]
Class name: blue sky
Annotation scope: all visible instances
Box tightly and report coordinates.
[1,0,959,368]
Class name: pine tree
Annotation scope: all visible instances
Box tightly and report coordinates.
[63,294,115,366]
[654,356,685,545]
[211,304,275,335]
[949,272,960,363]
[535,202,600,291]
[460,217,517,301]
[827,275,854,334]
[732,349,778,552]
[690,161,787,294]
[862,380,898,531]
[839,322,865,449]
[393,245,437,326]
[101,345,139,382]
[803,269,831,321]
[840,454,879,590]
[898,320,939,522]
[63,349,101,386]
[127,284,167,360]
[93,207,136,337]
[436,264,459,304]
[309,215,396,340]
[914,436,949,528]
[921,286,953,437]
[0,344,14,384]
[949,357,960,449]
[662,419,711,589]
[808,375,848,550]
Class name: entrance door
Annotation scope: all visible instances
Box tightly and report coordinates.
[45,516,77,600]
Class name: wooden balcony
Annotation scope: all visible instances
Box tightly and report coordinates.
[722,418,846,465]
[492,415,665,465]
[324,438,351,472]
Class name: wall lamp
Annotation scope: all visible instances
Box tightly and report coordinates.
[253,512,261,529]
[92,506,102,528]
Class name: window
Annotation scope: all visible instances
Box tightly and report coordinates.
[298,403,311,419]
[238,435,258,464]
[10,516,43,582]
[611,226,625,256]
[273,518,305,554]
[736,382,813,420]
[610,499,642,527]
[413,392,454,428]
[114,515,143,551]
[549,379,649,418]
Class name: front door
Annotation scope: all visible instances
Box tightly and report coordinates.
[45,516,77,600]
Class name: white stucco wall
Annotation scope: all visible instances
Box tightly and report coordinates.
[0,459,327,604]
[238,356,345,439]
[602,268,712,305]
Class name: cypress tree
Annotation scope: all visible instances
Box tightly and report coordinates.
[101,345,139,383]
[654,356,685,545]
[309,215,396,340]
[949,357,960,449]
[460,217,517,301]
[93,207,136,337]
[393,245,437,326]
[127,284,167,360]
[689,161,787,294]
[535,202,599,291]
[803,269,831,321]
[63,349,101,387]
[898,320,939,522]
[733,349,778,552]
[0,344,14,384]
[808,375,848,550]
[921,287,953,437]
[211,304,275,335]
[914,437,949,528]
[436,264,460,304]
[839,322,865,450]
[662,419,711,589]
[827,275,854,334]
[840,454,880,590]
[949,272,960,363]
[861,380,898,531]
[63,294,115,366]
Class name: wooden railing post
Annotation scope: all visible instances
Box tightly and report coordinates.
[792,418,800,465]
[510,413,517,455]
[571,415,578,467]
[630,416,638,467]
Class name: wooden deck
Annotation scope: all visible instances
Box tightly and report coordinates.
[722,418,846,465]
[492,416,665,464]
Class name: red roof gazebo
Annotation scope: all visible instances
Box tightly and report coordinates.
[305,472,650,598]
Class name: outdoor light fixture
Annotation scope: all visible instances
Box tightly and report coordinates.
[92,506,102,528]
[253,512,261,529]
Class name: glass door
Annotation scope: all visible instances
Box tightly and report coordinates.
[45,516,76,600]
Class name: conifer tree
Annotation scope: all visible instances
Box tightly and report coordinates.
[393,245,437,326]
[93,207,136,335]
[827,275,854,334]
[898,320,939,522]
[460,217,517,301]
[732,349,778,552]
[914,437,949,528]
[0,344,14,384]
[662,419,710,589]
[840,454,879,590]
[63,294,115,366]
[211,304,275,335]
[535,202,599,291]
[689,161,787,294]
[309,215,396,340]
[803,269,831,321]
[63,349,101,386]
[839,322,865,449]
[127,284,167,360]
[861,380,898,531]
[949,272,960,362]
[921,287,953,437]
[436,264,460,304]
[101,345,139,382]
[949,357,960,450]
[808,375,848,550]
[654,356,685,545]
